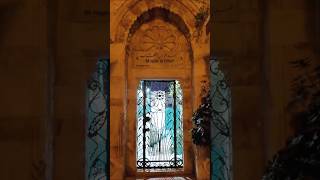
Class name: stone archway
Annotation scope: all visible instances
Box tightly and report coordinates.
[111,0,199,43]
[110,0,210,179]
[125,8,194,178]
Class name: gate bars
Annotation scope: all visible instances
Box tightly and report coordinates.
[210,58,233,180]
[86,59,109,180]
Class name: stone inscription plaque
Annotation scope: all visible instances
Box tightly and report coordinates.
[130,20,189,68]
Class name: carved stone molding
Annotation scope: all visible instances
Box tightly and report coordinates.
[129,19,190,69]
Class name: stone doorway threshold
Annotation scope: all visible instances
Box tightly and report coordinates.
[126,177,194,180]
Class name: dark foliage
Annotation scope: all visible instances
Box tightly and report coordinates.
[191,90,212,146]
[263,59,320,180]
[195,6,209,30]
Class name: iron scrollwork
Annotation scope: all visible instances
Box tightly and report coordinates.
[136,80,184,169]
[86,59,109,180]
[210,58,233,180]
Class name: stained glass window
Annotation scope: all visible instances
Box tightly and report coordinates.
[136,80,183,169]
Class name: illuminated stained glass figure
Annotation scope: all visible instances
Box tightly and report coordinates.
[137,80,183,169]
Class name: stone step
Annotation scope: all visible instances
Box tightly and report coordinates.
[126,177,194,180]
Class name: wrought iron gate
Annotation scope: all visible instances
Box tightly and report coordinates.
[210,58,232,180]
[136,80,183,169]
[86,59,109,180]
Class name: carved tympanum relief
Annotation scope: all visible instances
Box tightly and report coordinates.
[129,19,190,69]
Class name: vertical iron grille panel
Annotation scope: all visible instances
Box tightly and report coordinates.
[86,59,109,180]
[210,58,232,180]
[136,80,183,169]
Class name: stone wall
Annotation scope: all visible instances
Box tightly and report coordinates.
[262,0,320,170]
[53,0,108,179]
[0,0,49,179]
[0,0,108,179]
[212,0,320,179]
[212,0,266,179]
[0,0,319,179]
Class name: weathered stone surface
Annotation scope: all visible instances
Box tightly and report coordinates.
[111,0,210,179]
[1,0,319,179]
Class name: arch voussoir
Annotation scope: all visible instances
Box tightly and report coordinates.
[113,0,199,43]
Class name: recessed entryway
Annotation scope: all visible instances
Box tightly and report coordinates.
[136,80,184,169]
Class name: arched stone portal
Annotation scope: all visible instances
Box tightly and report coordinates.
[110,1,210,179]
[125,10,193,177]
